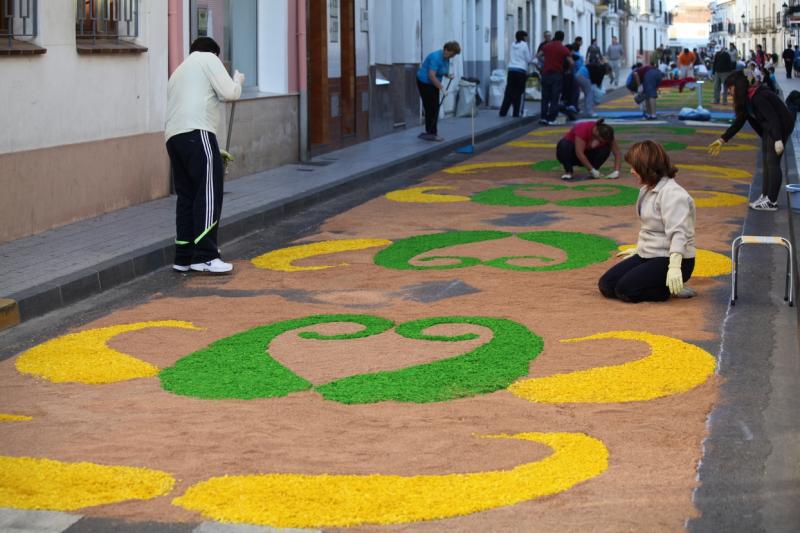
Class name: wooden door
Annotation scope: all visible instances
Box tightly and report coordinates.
[308,0,329,146]
[340,0,356,138]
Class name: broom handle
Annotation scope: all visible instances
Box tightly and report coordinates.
[226,101,237,152]
[471,102,475,146]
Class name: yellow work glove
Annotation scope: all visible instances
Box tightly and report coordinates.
[616,247,637,259]
[707,138,724,156]
[666,252,684,295]
[775,140,784,155]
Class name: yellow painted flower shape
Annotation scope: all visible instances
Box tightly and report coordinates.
[527,127,569,137]
[675,164,752,180]
[508,331,716,403]
[171,432,608,528]
[686,144,755,152]
[385,186,469,203]
[0,414,32,422]
[251,238,392,272]
[0,456,175,511]
[689,190,747,208]
[617,245,731,277]
[15,321,199,384]
[696,129,758,140]
[443,161,535,174]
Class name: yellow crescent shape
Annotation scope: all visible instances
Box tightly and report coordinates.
[0,414,32,422]
[617,245,731,277]
[506,140,556,149]
[251,238,392,271]
[527,127,569,137]
[385,186,470,203]
[0,455,175,511]
[689,190,748,208]
[696,129,758,140]
[443,161,535,174]
[675,164,752,180]
[15,321,199,384]
[508,331,716,403]
[172,432,608,528]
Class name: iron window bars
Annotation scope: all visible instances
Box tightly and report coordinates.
[76,0,138,42]
[1,0,38,47]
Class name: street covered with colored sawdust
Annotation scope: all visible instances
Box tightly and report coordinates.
[0,93,760,531]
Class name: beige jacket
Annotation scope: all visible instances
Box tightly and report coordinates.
[165,52,241,141]
[635,177,696,258]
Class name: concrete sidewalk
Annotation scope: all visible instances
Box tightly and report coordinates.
[0,111,536,330]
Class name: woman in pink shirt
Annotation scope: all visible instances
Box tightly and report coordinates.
[555,119,622,180]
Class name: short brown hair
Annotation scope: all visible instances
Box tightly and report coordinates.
[444,41,461,54]
[624,141,677,187]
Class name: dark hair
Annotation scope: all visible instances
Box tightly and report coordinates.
[594,119,614,142]
[444,41,461,54]
[515,30,527,42]
[724,70,750,116]
[624,141,677,187]
[554,30,565,41]
[190,37,220,56]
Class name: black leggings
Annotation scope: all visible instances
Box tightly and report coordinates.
[500,70,528,117]
[598,254,695,303]
[761,135,784,202]
[556,139,611,173]
[417,79,440,135]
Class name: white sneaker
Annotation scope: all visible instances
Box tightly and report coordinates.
[748,194,766,208]
[750,198,778,211]
[190,258,234,274]
[561,173,573,181]
[172,264,190,272]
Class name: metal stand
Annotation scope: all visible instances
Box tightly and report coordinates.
[730,236,795,306]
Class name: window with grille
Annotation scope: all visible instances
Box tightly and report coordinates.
[76,0,138,41]
[1,0,43,54]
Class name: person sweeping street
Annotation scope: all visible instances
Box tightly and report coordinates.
[417,41,461,141]
[165,37,244,274]
[556,119,621,180]
[707,70,794,211]
[598,141,697,302]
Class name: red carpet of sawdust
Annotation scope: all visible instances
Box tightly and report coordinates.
[0,119,758,531]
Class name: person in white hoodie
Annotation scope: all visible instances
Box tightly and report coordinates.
[165,37,244,274]
[499,31,533,117]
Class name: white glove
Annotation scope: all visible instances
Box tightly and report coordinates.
[233,69,245,86]
[590,168,602,179]
[775,140,784,155]
[606,170,620,179]
[666,252,684,296]
[616,247,637,259]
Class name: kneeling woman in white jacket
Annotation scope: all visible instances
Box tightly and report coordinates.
[598,140,696,302]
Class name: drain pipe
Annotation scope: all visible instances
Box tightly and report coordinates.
[297,0,309,162]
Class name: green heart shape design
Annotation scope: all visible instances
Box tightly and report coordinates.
[159,314,543,404]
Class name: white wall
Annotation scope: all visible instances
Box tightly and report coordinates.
[0,0,169,154]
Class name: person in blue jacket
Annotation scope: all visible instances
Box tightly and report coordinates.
[417,41,461,141]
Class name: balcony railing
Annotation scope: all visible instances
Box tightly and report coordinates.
[748,16,778,34]
[1,0,38,47]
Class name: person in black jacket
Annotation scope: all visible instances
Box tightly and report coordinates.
[711,48,733,104]
[708,71,794,211]
[783,45,795,78]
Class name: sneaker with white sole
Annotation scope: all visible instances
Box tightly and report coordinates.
[172,264,190,273]
[748,194,766,207]
[561,173,573,181]
[750,197,778,211]
[190,258,234,274]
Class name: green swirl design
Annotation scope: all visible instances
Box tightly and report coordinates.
[159,314,543,404]
[317,316,543,404]
[470,183,638,207]
[612,125,695,135]
[373,230,617,271]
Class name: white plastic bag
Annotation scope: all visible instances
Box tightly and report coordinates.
[456,79,478,117]
[489,69,506,108]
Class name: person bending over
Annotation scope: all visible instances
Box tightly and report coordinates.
[556,119,621,181]
[707,70,794,211]
[598,141,696,302]
[416,41,461,141]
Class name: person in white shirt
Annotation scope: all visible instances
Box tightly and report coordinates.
[499,31,533,117]
[598,141,697,302]
[165,37,244,274]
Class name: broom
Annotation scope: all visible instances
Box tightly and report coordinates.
[456,100,475,154]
